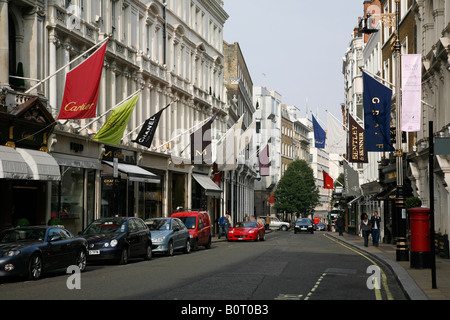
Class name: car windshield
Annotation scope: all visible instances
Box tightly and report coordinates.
[297,219,311,224]
[177,216,196,229]
[146,219,171,231]
[0,228,46,242]
[235,222,257,228]
[82,219,127,234]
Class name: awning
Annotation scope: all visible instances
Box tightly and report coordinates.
[0,146,30,180]
[103,161,160,184]
[53,153,101,170]
[192,173,222,197]
[16,148,61,181]
[348,195,363,207]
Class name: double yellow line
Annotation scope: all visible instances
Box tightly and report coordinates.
[324,234,394,300]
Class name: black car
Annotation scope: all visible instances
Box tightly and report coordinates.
[80,217,152,264]
[0,226,88,280]
[294,218,314,234]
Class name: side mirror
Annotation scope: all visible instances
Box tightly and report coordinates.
[49,235,62,242]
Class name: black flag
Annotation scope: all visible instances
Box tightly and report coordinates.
[132,104,171,148]
[190,113,218,165]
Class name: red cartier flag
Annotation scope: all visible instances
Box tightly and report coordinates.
[58,42,108,120]
[323,171,334,189]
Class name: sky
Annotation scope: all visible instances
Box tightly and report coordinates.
[222,0,365,128]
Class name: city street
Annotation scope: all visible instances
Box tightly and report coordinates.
[0,230,407,302]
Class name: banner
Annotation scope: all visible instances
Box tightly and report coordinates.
[326,113,346,155]
[132,103,171,148]
[190,114,217,165]
[215,115,244,171]
[363,72,395,152]
[323,171,333,189]
[58,42,108,120]
[348,114,368,163]
[343,161,361,197]
[92,93,140,146]
[238,120,256,154]
[401,54,422,132]
[258,144,270,176]
[312,115,326,149]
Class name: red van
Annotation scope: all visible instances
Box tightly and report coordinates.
[171,211,211,250]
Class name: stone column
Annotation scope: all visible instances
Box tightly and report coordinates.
[0,0,9,87]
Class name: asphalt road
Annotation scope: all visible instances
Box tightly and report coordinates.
[0,230,408,302]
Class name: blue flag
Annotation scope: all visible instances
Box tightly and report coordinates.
[363,72,395,152]
[312,115,326,148]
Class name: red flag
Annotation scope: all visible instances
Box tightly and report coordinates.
[259,144,270,176]
[58,42,107,120]
[323,171,333,189]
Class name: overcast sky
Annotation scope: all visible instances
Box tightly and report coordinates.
[223,0,365,127]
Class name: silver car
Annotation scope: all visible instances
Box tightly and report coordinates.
[145,218,191,256]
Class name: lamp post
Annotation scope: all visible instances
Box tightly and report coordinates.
[392,0,408,261]
[360,0,408,261]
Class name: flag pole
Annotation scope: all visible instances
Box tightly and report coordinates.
[77,88,142,133]
[156,116,211,151]
[326,110,348,130]
[123,99,178,139]
[26,37,109,94]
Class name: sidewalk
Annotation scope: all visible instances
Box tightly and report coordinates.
[328,231,450,300]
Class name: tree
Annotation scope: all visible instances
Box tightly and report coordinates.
[274,159,320,218]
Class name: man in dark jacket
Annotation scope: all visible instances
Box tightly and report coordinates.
[336,215,345,236]
[370,211,381,247]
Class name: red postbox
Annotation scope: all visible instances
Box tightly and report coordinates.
[408,207,432,269]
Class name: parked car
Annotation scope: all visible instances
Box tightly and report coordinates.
[145,218,191,256]
[171,211,211,250]
[0,226,88,280]
[227,221,265,242]
[294,218,314,234]
[260,216,290,231]
[315,223,326,231]
[80,217,152,265]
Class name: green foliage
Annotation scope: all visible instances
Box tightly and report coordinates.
[406,197,422,210]
[15,218,30,227]
[274,159,320,217]
[48,217,63,226]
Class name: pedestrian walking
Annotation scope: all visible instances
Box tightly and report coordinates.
[359,213,371,247]
[218,214,230,239]
[370,211,381,247]
[336,215,345,236]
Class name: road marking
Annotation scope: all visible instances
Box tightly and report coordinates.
[304,273,327,300]
[275,294,303,300]
[323,234,394,300]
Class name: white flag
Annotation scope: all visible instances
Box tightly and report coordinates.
[215,115,244,171]
[326,113,346,155]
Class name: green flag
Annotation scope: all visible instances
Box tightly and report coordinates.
[93,93,140,146]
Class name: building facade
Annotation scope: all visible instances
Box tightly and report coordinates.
[1,0,229,234]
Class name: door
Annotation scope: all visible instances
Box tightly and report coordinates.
[172,219,185,249]
[127,219,141,257]
[45,228,72,270]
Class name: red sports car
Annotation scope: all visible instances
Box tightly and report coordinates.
[227,221,265,241]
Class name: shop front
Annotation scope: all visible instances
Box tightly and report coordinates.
[0,97,61,230]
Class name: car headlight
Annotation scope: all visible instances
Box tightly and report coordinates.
[3,250,20,257]
[229,230,234,234]
[152,237,165,242]
[248,230,255,233]
[110,239,118,247]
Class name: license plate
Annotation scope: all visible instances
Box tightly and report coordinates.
[301,227,307,230]
[89,250,100,255]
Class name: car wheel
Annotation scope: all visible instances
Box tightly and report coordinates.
[166,241,174,256]
[28,253,43,280]
[76,250,87,272]
[118,247,128,265]
[144,244,152,260]
[281,225,288,231]
[255,233,260,242]
[260,233,265,241]
[192,238,199,251]
[184,239,191,254]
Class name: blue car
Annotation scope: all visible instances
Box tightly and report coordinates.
[80,217,152,265]
[0,226,88,280]
[145,218,191,256]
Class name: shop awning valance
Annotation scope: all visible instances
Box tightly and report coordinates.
[16,148,61,181]
[103,161,160,184]
[0,146,30,180]
[192,173,222,197]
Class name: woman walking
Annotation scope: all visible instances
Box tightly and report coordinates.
[359,213,371,247]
